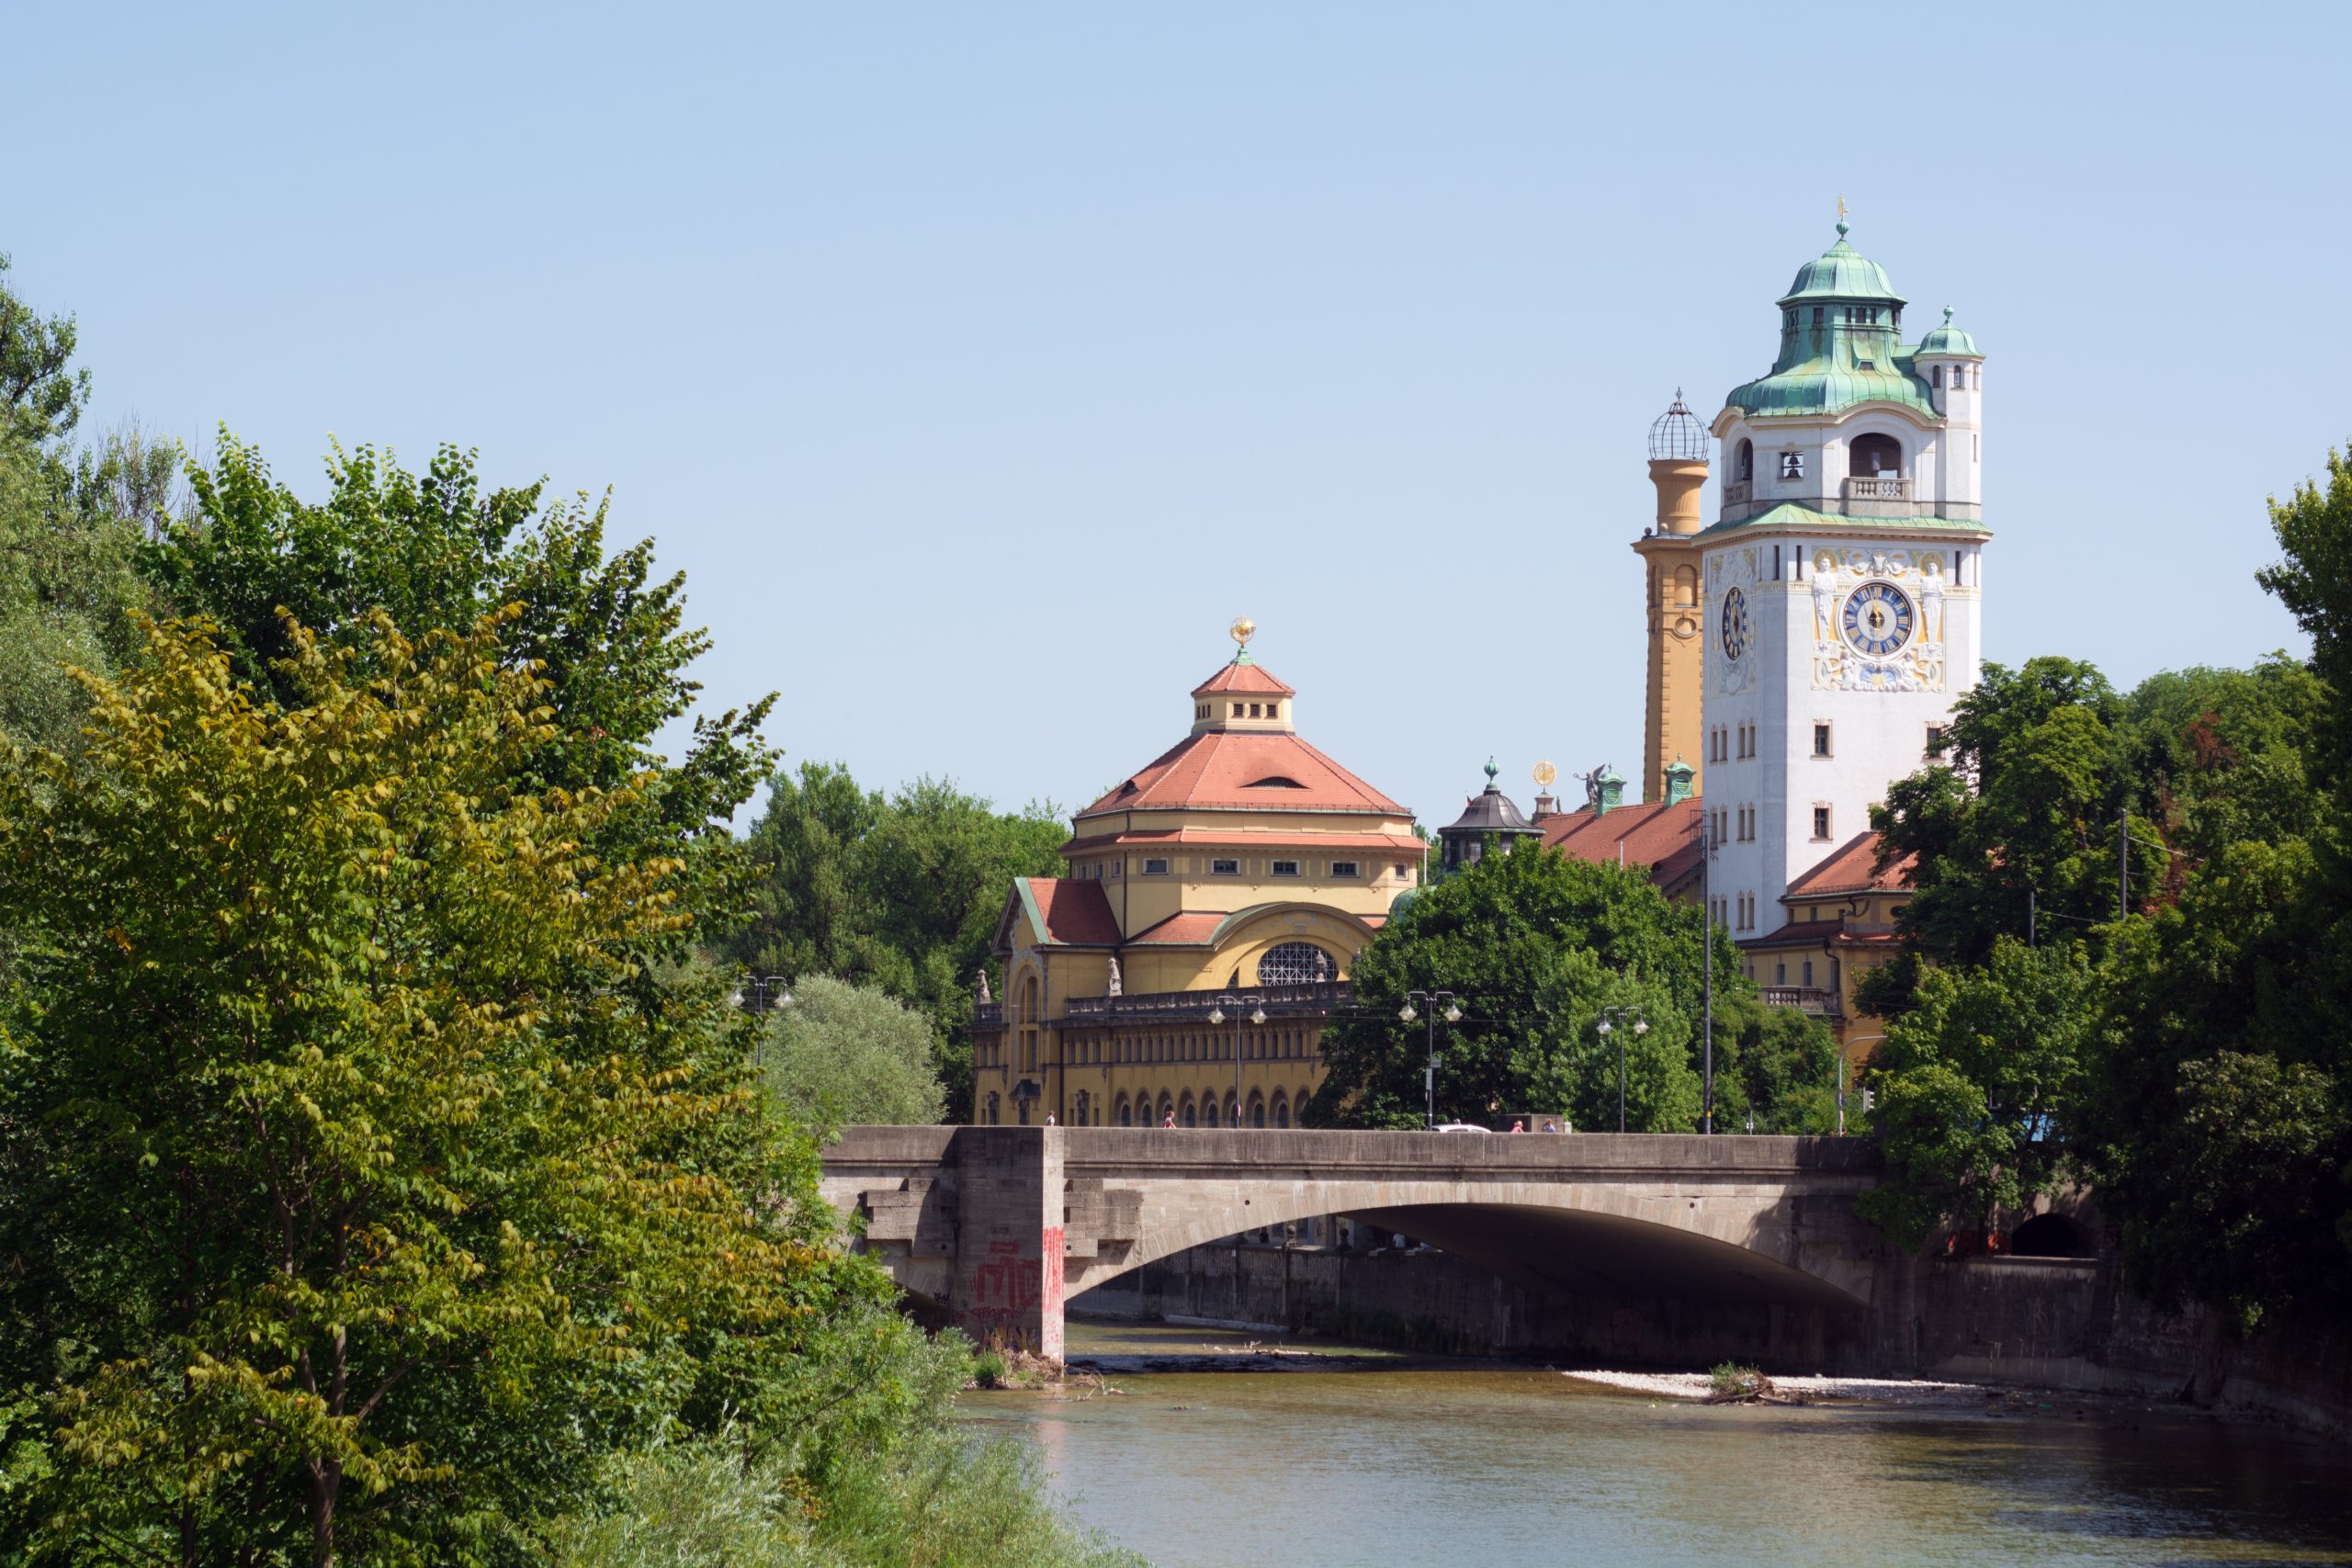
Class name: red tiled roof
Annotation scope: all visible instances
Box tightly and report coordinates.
[1124,911,1229,945]
[1191,660,1295,698]
[1543,798,1706,890]
[1021,878,1123,946]
[1060,828,1426,855]
[1785,830,1914,897]
[1747,917,1902,950]
[1124,905,1392,946]
[1078,731,1408,818]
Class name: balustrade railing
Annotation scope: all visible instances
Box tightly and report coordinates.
[1061,980,1352,1022]
[1758,985,1842,1017]
[1723,479,1751,505]
[1842,475,1910,502]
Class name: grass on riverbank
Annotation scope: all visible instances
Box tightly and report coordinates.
[546,1427,1143,1568]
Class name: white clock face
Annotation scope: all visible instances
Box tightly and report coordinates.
[1841,581,1916,658]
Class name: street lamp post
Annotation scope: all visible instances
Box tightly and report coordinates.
[1398,989,1464,1129]
[1594,1006,1649,1133]
[1206,994,1266,1128]
[1695,810,1721,1134]
[732,976,792,1064]
[1838,1034,1885,1138]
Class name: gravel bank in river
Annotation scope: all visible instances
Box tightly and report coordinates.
[1562,1370,1988,1404]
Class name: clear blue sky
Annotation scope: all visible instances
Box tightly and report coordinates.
[12,3,2346,829]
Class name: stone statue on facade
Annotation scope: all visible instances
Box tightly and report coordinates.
[1106,956,1123,998]
[974,969,991,1006]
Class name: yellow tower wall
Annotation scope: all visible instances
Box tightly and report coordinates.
[1634,457,1708,805]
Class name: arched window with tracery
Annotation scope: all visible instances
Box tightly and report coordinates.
[1258,942,1336,986]
[1115,1094,1132,1126]
[1272,1092,1291,1129]
[1180,1094,1197,1128]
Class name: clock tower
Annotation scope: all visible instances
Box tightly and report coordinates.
[1698,221,1989,935]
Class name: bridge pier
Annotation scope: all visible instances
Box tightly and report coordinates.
[949,1127,1067,1361]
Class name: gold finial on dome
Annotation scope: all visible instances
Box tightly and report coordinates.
[1229,615,1255,649]
[1532,761,1557,790]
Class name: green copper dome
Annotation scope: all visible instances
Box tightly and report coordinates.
[1917,306,1983,358]
[1725,224,1934,422]
[1778,226,1905,306]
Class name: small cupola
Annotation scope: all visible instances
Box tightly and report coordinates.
[1190,617,1297,735]
[1915,305,1984,411]
[1437,758,1542,874]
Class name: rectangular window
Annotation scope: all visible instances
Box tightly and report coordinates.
[1111,861,1122,877]
[1813,722,1832,758]
[1925,724,1948,759]
[1272,860,1300,877]
[1775,961,1786,985]
[1780,451,1805,480]
[1211,858,1239,875]
[1331,861,1360,878]
[1812,805,1832,840]
[1231,703,1243,717]
[1143,858,1170,875]
[1803,959,1815,987]
[1249,703,1262,717]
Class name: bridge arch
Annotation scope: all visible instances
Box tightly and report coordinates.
[818,1126,1883,1362]
[1063,1177,1869,1311]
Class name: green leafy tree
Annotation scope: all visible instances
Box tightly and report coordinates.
[722,770,1065,1113]
[2257,443,2352,782]
[1305,844,1769,1130]
[1863,658,2141,1010]
[145,437,775,872]
[1527,952,1700,1133]
[0,613,843,1563]
[0,255,175,757]
[2078,838,2349,1328]
[0,253,89,448]
[760,975,947,1126]
[1858,938,2094,1250]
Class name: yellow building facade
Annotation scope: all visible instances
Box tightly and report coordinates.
[970,624,1419,1129]
[1632,395,1711,805]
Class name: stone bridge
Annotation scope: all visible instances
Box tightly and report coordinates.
[819,1126,1887,1362]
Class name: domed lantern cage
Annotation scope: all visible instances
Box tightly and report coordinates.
[1647,389,1710,463]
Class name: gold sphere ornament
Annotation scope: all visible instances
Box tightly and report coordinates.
[1229,616,1256,649]
[1533,761,1558,789]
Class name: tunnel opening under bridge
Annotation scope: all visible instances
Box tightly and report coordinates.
[1068,1201,1873,1369]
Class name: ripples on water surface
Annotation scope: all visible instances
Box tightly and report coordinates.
[964,1323,2352,1567]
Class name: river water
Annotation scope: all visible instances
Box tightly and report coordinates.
[967,1322,2352,1567]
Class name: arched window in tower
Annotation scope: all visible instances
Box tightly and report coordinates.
[1850,433,1903,478]
[1258,942,1335,986]
[1736,439,1754,481]
[1931,366,1943,389]
[1673,565,1697,607]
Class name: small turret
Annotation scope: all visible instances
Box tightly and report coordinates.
[1915,305,1984,420]
[1437,758,1541,874]
[1189,616,1297,734]
[1662,756,1695,807]
[1646,390,1710,536]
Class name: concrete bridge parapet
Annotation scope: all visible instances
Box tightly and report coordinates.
[818,1127,1885,1362]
